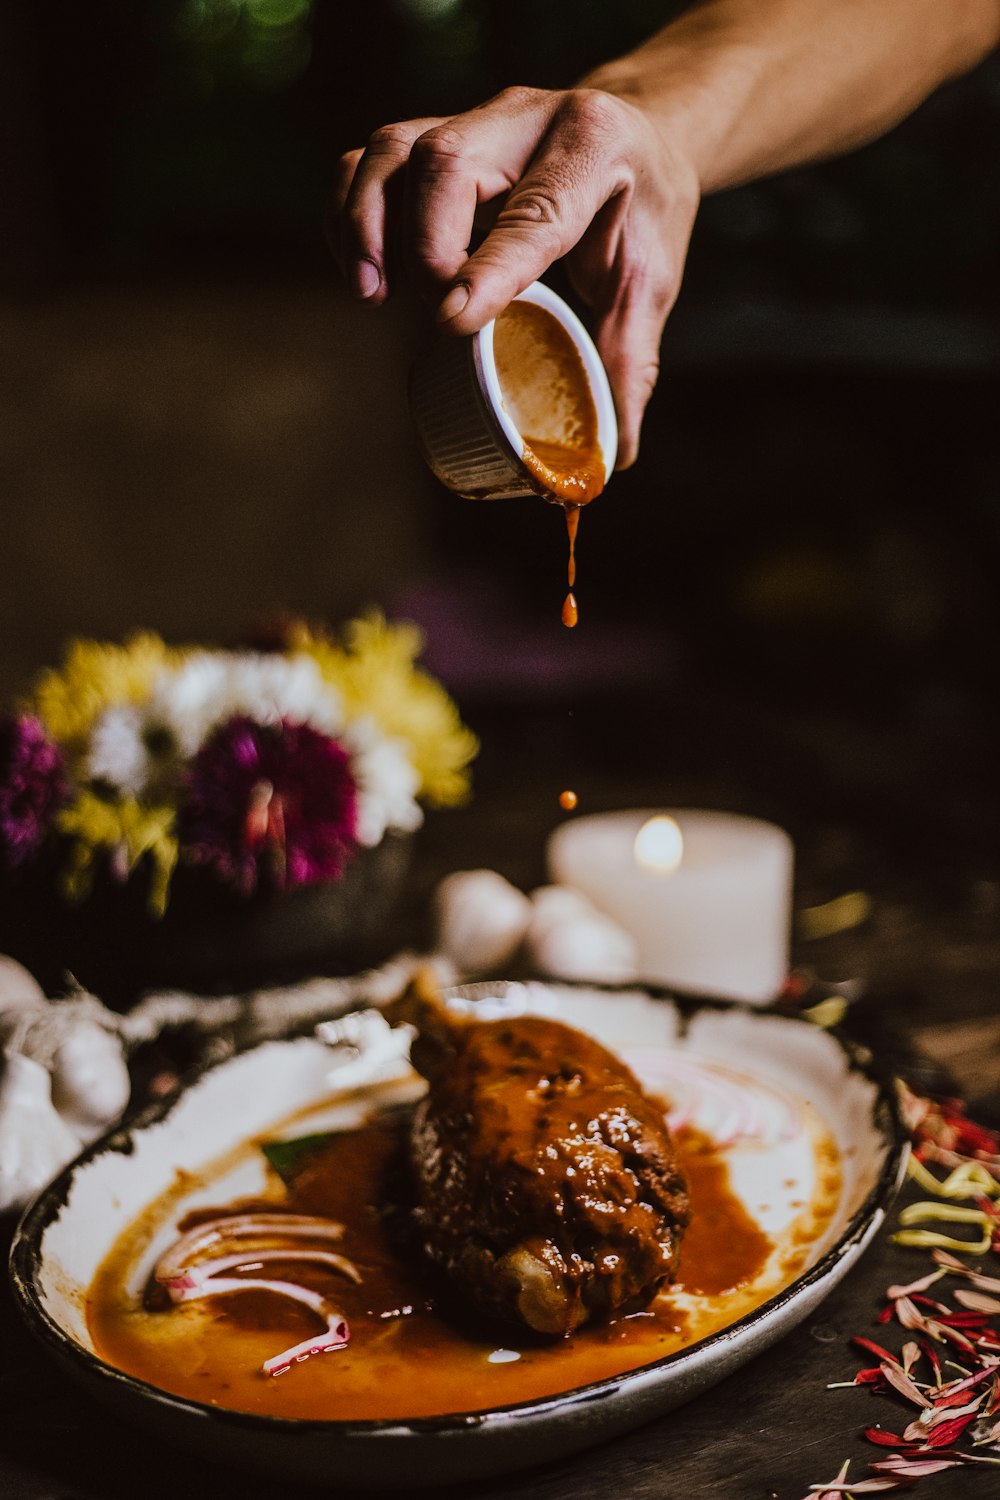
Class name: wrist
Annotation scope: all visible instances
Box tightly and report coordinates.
[579,32,768,196]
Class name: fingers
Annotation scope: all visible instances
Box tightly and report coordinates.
[434,90,634,335]
[332,117,447,305]
[331,88,629,321]
[402,88,559,300]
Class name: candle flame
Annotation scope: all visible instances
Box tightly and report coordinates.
[634,815,684,876]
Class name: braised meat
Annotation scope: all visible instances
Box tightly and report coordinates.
[390,973,690,1337]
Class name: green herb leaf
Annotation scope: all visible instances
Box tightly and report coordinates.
[261,1132,335,1184]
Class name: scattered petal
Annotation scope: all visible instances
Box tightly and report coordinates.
[886,1269,948,1300]
[853,1336,900,1365]
[880,1361,933,1408]
[955,1290,1000,1314]
[870,1455,965,1478]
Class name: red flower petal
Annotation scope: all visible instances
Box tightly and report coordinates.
[923,1412,978,1447]
[852,1336,899,1365]
[864,1428,910,1447]
[855,1367,889,1386]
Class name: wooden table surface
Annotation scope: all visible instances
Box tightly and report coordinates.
[3,692,999,1499]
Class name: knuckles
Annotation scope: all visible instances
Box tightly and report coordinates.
[365,121,423,157]
[492,84,551,115]
[409,123,472,173]
[553,87,633,143]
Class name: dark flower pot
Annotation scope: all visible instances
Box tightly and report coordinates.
[0,834,414,1008]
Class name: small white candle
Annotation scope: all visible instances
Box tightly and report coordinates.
[546,810,793,1004]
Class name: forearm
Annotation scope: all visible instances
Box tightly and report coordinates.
[583,0,1000,193]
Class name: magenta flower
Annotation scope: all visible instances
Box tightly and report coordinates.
[0,714,68,871]
[179,716,359,894]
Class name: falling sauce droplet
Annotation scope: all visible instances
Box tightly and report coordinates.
[565,503,579,587]
[559,789,578,811]
[562,506,580,628]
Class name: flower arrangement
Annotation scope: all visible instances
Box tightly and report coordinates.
[0,614,477,917]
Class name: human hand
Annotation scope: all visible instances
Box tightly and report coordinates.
[330,86,700,467]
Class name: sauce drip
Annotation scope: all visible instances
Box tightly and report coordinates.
[88,1117,798,1424]
[562,502,580,628]
[493,301,604,623]
[519,437,605,507]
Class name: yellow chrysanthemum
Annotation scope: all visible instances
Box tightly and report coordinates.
[58,790,178,917]
[294,613,477,807]
[30,633,183,759]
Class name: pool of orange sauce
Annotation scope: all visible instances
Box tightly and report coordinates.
[88,1118,836,1422]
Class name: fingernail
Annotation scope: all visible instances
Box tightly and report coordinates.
[354,259,381,300]
[437,283,471,324]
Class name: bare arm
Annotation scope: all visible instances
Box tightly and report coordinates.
[587,0,1000,191]
[331,0,1000,465]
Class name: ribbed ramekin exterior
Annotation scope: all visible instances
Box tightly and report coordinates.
[408,333,531,500]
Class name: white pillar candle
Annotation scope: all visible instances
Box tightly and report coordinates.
[546,809,793,1004]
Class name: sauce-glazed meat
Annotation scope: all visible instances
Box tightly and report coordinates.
[391,974,690,1337]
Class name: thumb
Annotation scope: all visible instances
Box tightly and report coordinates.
[437,118,624,332]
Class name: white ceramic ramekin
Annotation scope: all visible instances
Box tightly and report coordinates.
[408,280,618,500]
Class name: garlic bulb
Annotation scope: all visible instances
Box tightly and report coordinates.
[0,1051,82,1214]
[49,1017,131,1144]
[433,869,532,976]
[526,885,638,984]
[0,960,131,1163]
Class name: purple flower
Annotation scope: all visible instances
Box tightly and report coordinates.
[179,715,359,894]
[0,714,68,871]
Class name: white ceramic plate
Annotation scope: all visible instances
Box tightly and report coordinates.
[10,984,907,1489]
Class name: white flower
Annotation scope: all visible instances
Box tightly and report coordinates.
[223,655,344,737]
[344,717,423,847]
[85,706,153,796]
[147,653,230,757]
[149,652,344,756]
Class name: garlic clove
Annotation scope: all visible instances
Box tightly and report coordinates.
[0,1051,83,1214]
[0,955,47,1019]
[434,869,532,976]
[49,1023,131,1145]
[527,885,600,942]
[526,909,638,985]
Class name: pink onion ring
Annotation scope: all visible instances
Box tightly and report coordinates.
[155,1212,344,1284]
[153,1211,355,1377]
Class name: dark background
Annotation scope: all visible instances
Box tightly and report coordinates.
[2,0,1000,913]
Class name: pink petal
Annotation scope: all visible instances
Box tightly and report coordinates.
[871,1456,964,1478]
[954,1289,1000,1314]
[880,1361,933,1408]
[887,1269,948,1300]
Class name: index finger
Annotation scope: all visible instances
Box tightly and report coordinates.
[402,87,560,298]
[434,92,631,333]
